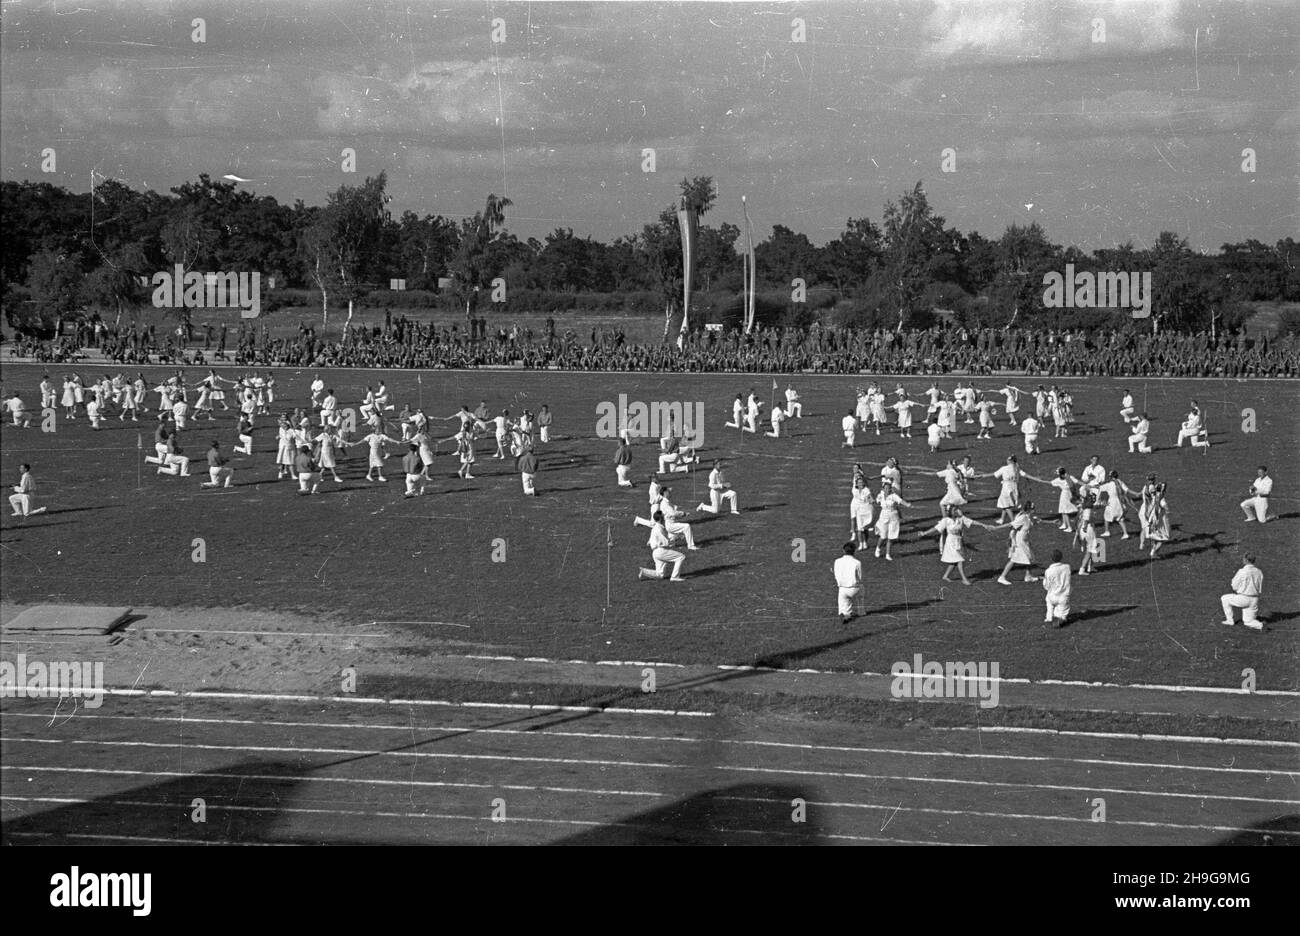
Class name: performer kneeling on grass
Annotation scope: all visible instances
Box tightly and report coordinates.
[766,403,786,438]
[9,464,46,517]
[638,512,686,582]
[697,460,739,514]
[834,542,864,624]
[159,441,192,478]
[614,437,633,487]
[1241,466,1273,523]
[634,488,698,549]
[1042,549,1072,627]
[403,444,426,498]
[996,501,1040,586]
[517,447,539,496]
[202,441,234,488]
[1219,554,1264,631]
[294,445,320,495]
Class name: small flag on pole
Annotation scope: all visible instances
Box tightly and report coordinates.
[772,378,779,390]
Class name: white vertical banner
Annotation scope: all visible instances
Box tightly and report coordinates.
[677,202,698,350]
[742,195,757,334]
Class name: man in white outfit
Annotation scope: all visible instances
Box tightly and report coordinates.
[9,464,47,517]
[1219,554,1263,631]
[697,460,739,514]
[1080,455,1106,495]
[766,403,786,438]
[1042,549,1072,627]
[1175,408,1202,447]
[1128,413,1153,453]
[834,542,864,624]
[638,513,686,582]
[1241,466,1273,523]
[784,384,802,418]
[651,490,698,549]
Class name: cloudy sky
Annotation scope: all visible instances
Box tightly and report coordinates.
[2,0,1296,251]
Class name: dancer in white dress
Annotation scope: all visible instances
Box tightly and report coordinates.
[850,476,874,551]
[996,502,1041,586]
[274,417,296,480]
[920,505,996,585]
[1099,470,1139,540]
[1144,482,1172,559]
[1045,467,1082,533]
[873,480,911,561]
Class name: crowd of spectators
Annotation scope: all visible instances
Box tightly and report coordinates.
[6,315,1299,378]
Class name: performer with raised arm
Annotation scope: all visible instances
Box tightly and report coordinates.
[1241,466,1273,523]
[638,512,686,582]
[996,501,1041,586]
[1099,470,1140,540]
[784,383,802,418]
[919,505,998,586]
[874,480,911,561]
[696,460,739,515]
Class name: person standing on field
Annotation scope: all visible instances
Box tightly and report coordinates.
[834,542,864,624]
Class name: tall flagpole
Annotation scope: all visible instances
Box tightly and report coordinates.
[742,195,756,334]
[742,249,749,337]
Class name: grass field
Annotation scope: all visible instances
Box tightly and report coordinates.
[1,364,1297,691]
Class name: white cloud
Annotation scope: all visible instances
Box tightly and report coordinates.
[925,0,1186,62]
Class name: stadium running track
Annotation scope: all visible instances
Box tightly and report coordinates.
[3,688,1297,845]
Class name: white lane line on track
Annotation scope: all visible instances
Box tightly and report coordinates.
[0,795,953,845]
[4,779,1292,839]
[942,726,1300,748]
[1,828,281,846]
[133,628,390,638]
[0,687,713,717]
[456,653,1300,697]
[0,769,662,799]
[5,710,1295,776]
[5,741,1295,806]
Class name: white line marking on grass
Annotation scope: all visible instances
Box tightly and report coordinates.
[137,628,389,639]
[8,710,1292,777]
[370,621,471,628]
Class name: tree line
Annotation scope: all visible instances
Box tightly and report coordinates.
[3,172,1296,338]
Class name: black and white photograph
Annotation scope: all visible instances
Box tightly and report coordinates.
[0,0,1296,901]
